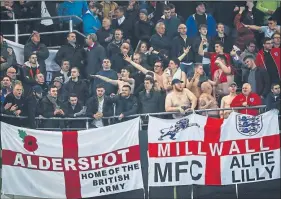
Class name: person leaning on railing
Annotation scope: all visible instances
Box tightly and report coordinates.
[265,83,280,111]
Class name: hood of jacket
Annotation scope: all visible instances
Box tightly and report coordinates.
[24,61,39,68]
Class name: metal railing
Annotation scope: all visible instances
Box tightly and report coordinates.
[0,105,268,131]
[1,15,86,43]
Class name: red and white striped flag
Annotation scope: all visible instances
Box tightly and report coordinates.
[1,117,143,198]
[148,110,280,186]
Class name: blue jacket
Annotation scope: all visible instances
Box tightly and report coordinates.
[186,13,217,38]
[82,10,101,35]
[57,0,88,25]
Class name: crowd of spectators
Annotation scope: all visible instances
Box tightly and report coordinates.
[0,0,280,129]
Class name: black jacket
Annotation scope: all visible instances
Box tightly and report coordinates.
[85,43,106,76]
[96,27,114,49]
[192,35,211,63]
[63,78,89,105]
[110,52,130,73]
[209,34,233,53]
[171,36,194,63]
[150,33,171,56]
[245,67,270,98]
[86,96,114,118]
[24,41,49,74]
[134,20,154,42]
[2,93,27,116]
[52,70,71,84]
[26,94,42,129]
[265,92,280,111]
[113,95,138,117]
[138,90,165,114]
[55,43,85,69]
[111,17,134,40]
[64,101,85,128]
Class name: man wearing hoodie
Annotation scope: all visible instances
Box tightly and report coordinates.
[185,2,216,38]
[24,31,49,76]
[0,33,17,72]
[82,2,102,35]
[134,9,154,43]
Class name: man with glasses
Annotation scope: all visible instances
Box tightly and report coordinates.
[265,83,280,111]
[256,37,280,85]
[244,17,280,38]
[272,33,280,48]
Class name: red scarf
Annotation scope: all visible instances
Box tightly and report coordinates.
[29,68,40,78]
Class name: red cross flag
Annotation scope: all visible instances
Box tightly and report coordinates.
[1,117,143,198]
[148,110,280,186]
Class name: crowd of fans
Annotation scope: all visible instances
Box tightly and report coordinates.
[0,0,280,129]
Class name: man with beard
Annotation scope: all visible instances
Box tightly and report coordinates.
[52,60,71,84]
[41,85,67,128]
[92,66,135,94]
[64,67,89,105]
[24,31,49,76]
[86,84,114,128]
[113,85,138,121]
[22,53,41,95]
[230,83,262,116]
[55,32,85,72]
[26,85,43,128]
[2,83,27,126]
[220,82,238,119]
[165,78,197,118]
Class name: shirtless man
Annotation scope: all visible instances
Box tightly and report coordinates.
[186,63,216,98]
[220,82,237,119]
[198,81,219,117]
[165,78,197,118]
[213,54,234,98]
[91,67,135,94]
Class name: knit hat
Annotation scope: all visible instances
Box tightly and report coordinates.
[140,9,148,16]
[32,85,43,94]
[53,77,63,84]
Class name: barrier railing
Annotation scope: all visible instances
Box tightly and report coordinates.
[0,105,268,131]
[1,15,86,43]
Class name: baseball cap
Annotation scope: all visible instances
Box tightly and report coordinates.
[32,85,43,94]
[171,79,183,85]
[229,82,237,87]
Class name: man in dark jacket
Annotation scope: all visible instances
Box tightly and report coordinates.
[107,29,126,58]
[64,93,86,129]
[26,85,43,129]
[2,83,27,126]
[0,33,17,72]
[86,84,114,128]
[55,32,85,73]
[134,9,154,43]
[41,85,67,128]
[209,23,233,53]
[96,18,114,49]
[150,22,171,56]
[110,42,131,73]
[63,67,89,105]
[24,31,49,76]
[92,58,118,96]
[85,33,106,77]
[265,83,280,111]
[138,77,164,113]
[244,55,270,99]
[113,84,138,121]
[111,6,134,42]
[52,60,71,84]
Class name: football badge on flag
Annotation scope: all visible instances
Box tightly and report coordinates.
[236,114,263,136]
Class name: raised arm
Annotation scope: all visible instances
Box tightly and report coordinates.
[123,55,150,74]
[198,39,205,56]
[91,75,118,86]
[178,46,191,61]
[244,24,261,31]
[215,59,232,75]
